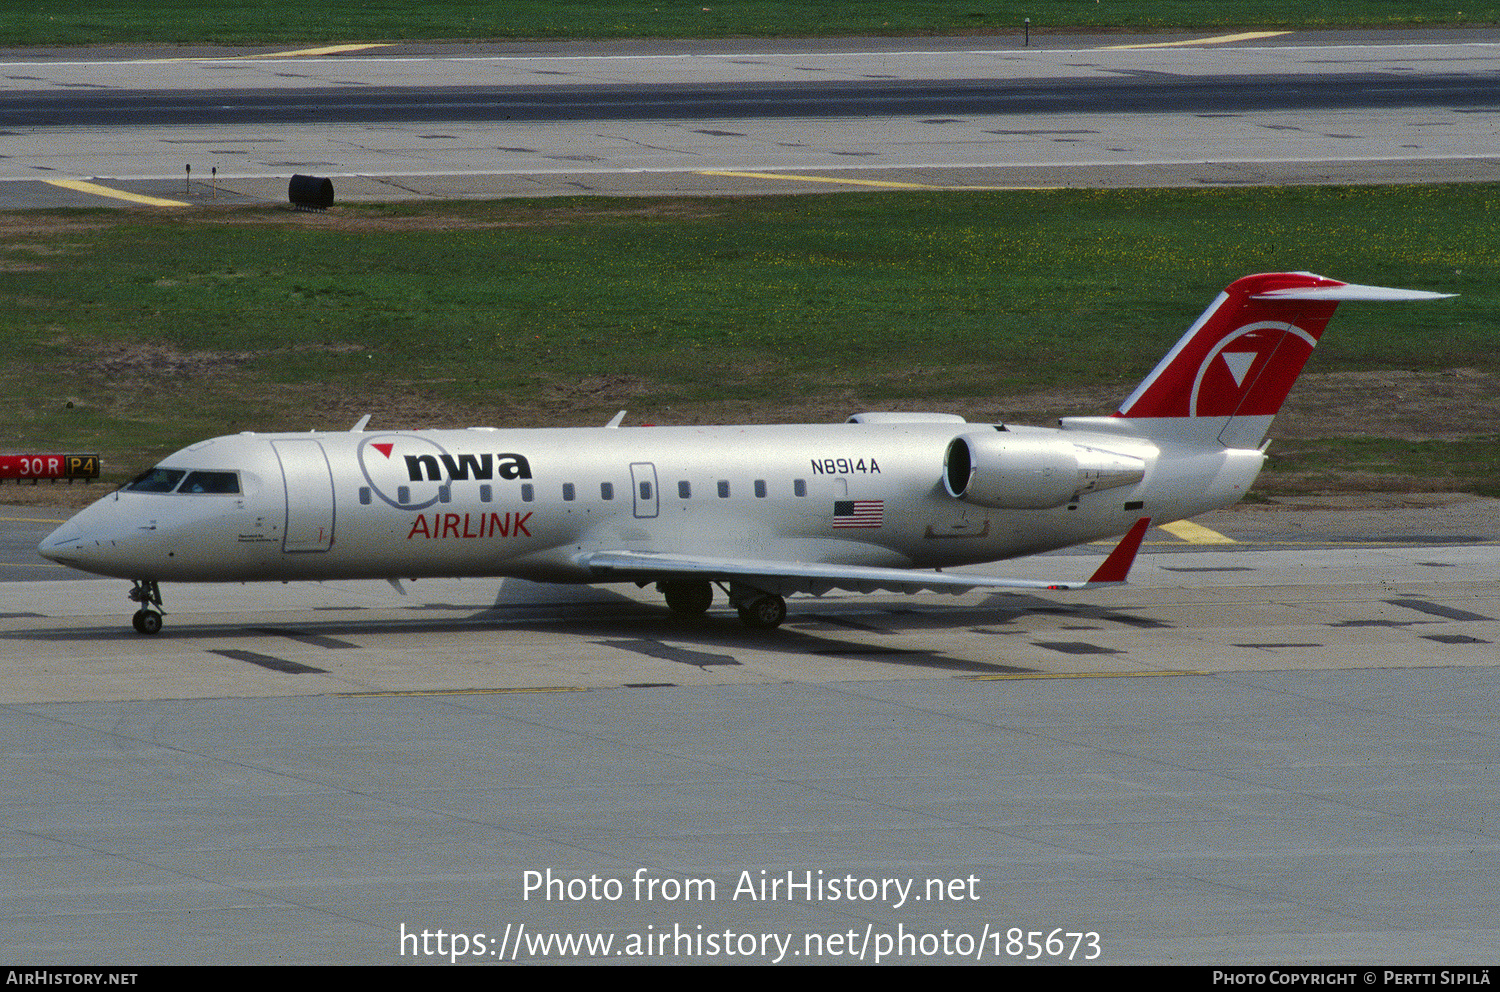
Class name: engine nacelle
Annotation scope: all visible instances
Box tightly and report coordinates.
[943,432,1146,510]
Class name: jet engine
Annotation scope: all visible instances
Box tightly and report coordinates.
[943,432,1146,510]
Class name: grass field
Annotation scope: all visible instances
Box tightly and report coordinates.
[10,2,1499,47]
[2,185,1496,496]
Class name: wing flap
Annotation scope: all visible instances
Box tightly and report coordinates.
[581,518,1151,597]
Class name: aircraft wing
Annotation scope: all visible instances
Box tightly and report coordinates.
[581,517,1152,596]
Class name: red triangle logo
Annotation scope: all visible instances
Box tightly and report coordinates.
[372,443,394,459]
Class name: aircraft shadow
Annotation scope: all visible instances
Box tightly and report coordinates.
[4,588,1172,677]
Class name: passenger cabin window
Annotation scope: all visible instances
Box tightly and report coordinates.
[178,470,240,495]
[717,480,730,498]
[521,483,535,503]
[562,483,576,502]
[754,480,767,498]
[678,481,691,499]
[601,482,614,500]
[794,479,807,497]
[123,468,185,493]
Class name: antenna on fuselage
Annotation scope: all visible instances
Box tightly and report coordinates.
[350,414,372,432]
[604,410,627,428]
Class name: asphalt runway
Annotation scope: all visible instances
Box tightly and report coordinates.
[2,29,1499,966]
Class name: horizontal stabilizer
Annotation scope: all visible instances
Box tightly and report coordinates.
[1253,284,1454,302]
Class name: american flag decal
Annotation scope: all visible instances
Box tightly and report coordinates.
[832,500,883,529]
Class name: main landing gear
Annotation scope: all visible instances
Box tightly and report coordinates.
[734,593,787,630]
[128,580,163,635]
[659,579,713,616]
[656,579,788,630]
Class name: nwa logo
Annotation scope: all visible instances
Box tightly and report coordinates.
[401,452,531,483]
[1189,321,1318,418]
[358,435,531,511]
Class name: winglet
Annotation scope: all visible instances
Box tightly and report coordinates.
[1080,516,1151,586]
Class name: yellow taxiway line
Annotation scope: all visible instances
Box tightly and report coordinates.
[969,671,1207,681]
[1158,520,1238,545]
[44,179,189,208]
[698,170,1048,191]
[240,43,394,59]
[155,43,394,63]
[1105,31,1291,50]
[338,686,588,697]
[1087,520,1236,546]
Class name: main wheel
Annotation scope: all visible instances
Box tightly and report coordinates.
[132,610,162,635]
[661,580,713,616]
[736,595,787,630]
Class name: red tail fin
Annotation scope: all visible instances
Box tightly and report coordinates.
[1111,272,1450,448]
[1116,272,1344,422]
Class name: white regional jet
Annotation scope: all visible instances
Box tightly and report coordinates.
[39,272,1449,635]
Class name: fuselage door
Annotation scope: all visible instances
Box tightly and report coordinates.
[272,439,335,552]
[630,462,659,519]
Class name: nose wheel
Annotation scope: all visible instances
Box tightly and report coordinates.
[128,580,164,635]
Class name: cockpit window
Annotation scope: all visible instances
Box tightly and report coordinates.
[123,468,186,493]
[121,468,241,494]
[179,470,241,494]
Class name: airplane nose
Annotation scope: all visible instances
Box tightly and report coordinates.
[38,517,89,564]
[35,502,144,577]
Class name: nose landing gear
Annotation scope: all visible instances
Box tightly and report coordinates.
[129,580,164,635]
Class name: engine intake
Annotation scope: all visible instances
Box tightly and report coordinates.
[943,433,1145,510]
